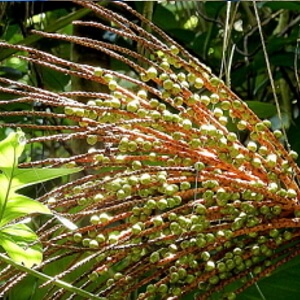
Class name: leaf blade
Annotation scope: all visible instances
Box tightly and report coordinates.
[0,193,51,227]
[10,167,82,190]
[0,224,43,268]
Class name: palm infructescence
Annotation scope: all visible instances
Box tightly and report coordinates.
[0,1,300,299]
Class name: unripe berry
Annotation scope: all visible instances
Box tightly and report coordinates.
[140,73,149,82]
[146,284,156,293]
[200,95,210,106]
[250,131,259,140]
[142,141,152,151]
[221,100,231,110]
[108,80,117,91]
[174,96,183,106]
[187,73,196,84]
[210,93,220,104]
[287,188,297,198]
[209,275,219,285]
[96,233,106,243]
[283,231,292,240]
[180,181,191,190]
[146,66,158,79]
[170,45,179,55]
[201,251,210,261]
[128,141,137,152]
[149,98,159,108]
[73,232,83,243]
[150,251,160,263]
[258,146,268,156]
[137,108,147,117]
[271,205,282,216]
[157,198,168,210]
[266,153,277,168]
[152,215,163,226]
[163,79,173,90]
[194,161,205,171]
[218,116,228,125]
[99,212,111,223]
[269,228,279,238]
[64,106,75,115]
[94,67,104,77]
[103,73,113,83]
[187,93,200,105]
[205,260,215,271]
[213,107,223,118]
[209,76,222,86]
[88,271,99,281]
[158,283,168,294]
[289,150,298,160]
[227,132,237,142]
[274,130,282,139]
[171,83,181,95]
[237,120,248,131]
[182,119,192,130]
[262,119,271,128]
[116,189,126,199]
[160,61,170,70]
[194,203,206,215]
[137,89,147,99]
[110,97,121,108]
[126,100,139,112]
[140,173,151,185]
[87,135,98,146]
[254,122,265,131]
[89,239,99,249]
[226,292,237,300]
[194,78,204,89]
[74,108,85,117]
[90,215,100,224]
[251,157,262,168]
[247,141,257,152]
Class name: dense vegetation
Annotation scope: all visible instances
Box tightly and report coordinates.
[0,1,300,299]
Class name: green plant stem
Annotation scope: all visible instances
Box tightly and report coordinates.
[0,253,105,300]
[0,148,15,224]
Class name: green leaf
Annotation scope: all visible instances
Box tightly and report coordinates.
[263,1,300,12]
[237,254,300,300]
[0,130,81,226]
[167,28,195,44]
[0,129,25,170]
[0,224,42,268]
[0,129,82,265]
[1,223,38,240]
[246,101,277,119]
[36,65,70,91]
[0,193,51,227]
[10,167,82,190]
[153,5,178,30]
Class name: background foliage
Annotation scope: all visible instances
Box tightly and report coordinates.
[0,1,300,299]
